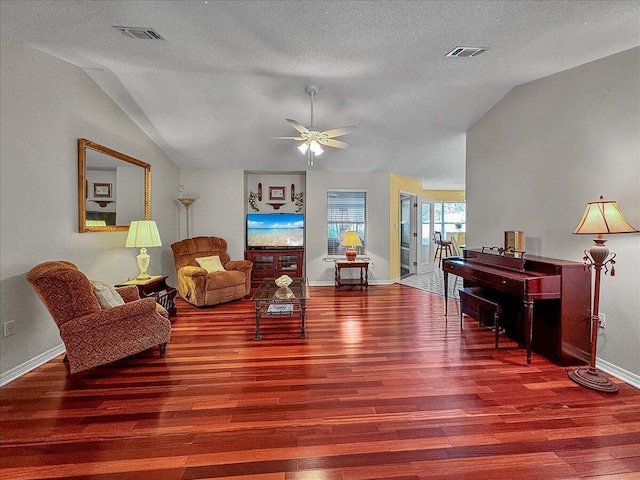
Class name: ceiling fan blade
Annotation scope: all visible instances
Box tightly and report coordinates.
[321,138,352,149]
[322,125,358,138]
[286,119,309,134]
[271,136,304,140]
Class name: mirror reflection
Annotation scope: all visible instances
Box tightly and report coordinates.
[78,139,151,232]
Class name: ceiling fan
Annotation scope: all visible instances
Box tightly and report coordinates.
[272,84,358,165]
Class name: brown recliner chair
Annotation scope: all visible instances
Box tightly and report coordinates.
[171,236,253,307]
[27,261,171,376]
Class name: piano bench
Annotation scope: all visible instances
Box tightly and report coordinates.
[459,287,502,349]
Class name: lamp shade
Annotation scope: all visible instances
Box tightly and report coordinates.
[85,220,106,227]
[573,196,638,235]
[125,220,162,248]
[177,198,196,209]
[341,230,362,247]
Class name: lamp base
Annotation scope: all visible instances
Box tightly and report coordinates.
[345,248,357,261]
[568,367,618,393]
[136,247,151,281]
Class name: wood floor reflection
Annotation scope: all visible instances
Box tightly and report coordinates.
[2,284,639,479]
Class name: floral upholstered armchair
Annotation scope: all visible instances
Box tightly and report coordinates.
[171,236,253,307]
[27,261,171,376]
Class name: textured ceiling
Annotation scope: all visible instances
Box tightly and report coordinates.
[2,0,639,189]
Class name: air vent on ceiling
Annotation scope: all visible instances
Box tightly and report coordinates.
[113,26,165,40]
[446,46,487,58]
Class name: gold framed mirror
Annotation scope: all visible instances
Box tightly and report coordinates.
[78,139,151,233]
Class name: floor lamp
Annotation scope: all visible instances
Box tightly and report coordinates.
[178,198,196,238]
[568,196,638,392]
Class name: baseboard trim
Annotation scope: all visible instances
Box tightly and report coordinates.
[596,357,640,390]
[0,344,65,387]
[309,279,393,287]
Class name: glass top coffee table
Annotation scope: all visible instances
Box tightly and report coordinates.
[250,277,310,340]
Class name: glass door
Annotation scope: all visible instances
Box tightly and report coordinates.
[400,194,412,277]
[416,196,435,274]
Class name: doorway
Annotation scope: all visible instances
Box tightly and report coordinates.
[399,194,435,278]
[416,196,435,274]
[400,194,412,277]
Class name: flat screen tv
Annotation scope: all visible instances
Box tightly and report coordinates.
[246,213,304,249]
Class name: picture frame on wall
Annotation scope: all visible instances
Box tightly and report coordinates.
[269,186,286,201]
[93,183,112,198]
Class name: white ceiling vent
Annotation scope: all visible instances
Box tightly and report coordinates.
[446,47,487,58]
[113,26,165,40]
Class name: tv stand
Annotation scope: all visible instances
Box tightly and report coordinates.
[245,248,304,289]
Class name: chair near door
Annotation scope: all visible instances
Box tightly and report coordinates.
[433,231,453,267]
[448,235,463,294]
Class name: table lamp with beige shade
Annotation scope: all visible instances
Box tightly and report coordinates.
[125,220,162,280]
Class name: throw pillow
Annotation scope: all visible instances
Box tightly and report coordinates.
[91,280,125,309]
[195,255,226,273]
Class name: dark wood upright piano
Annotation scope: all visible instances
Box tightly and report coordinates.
[443,249,591,366]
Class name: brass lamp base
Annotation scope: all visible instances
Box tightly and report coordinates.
[568,367,618,393]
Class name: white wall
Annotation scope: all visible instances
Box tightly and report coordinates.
[178,169,391,284]
[467,47,640,379]
[86,169,117,215]
[0,36,180,379]
[116,165,146,225]
[245,172,306,216]
[177,169,247,260]
[306,171,391,284]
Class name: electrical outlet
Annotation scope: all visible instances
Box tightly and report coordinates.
[3,321,15,337]
[598,313,606,329]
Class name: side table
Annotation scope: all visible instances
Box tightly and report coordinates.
[335,260,369,291]
[115,275,177,317]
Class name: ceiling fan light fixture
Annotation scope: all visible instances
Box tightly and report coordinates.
[310,141,323,155]
[298,143,309,154]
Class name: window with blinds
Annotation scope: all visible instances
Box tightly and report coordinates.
[327,190,367,256]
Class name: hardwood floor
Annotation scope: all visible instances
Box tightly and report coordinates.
[2,284,639,479]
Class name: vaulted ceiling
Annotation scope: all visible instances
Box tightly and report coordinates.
[2,1,639,189]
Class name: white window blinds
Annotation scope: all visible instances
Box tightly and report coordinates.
[327,190,367,256]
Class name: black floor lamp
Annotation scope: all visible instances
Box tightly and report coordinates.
[569,196,638,393]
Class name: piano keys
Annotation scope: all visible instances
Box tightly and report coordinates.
[443,249,591,366]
